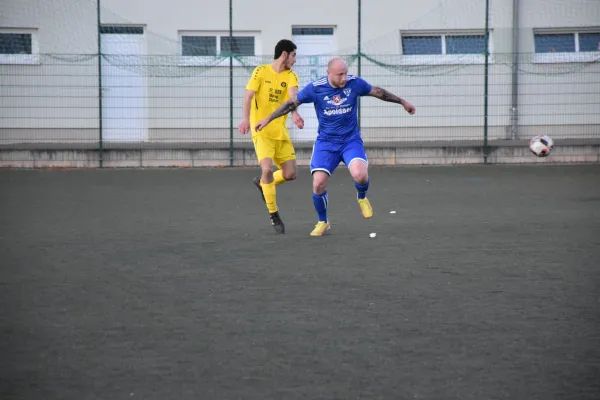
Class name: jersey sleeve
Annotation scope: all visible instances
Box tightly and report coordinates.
[245,66,263,92]
[297,83,315,104]
[289,71,299,88]
[356,77,373,96]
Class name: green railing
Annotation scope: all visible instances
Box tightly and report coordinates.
[1,52,598,164]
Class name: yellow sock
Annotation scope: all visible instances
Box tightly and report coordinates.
[273,170,286,185]
[261,181,278,213]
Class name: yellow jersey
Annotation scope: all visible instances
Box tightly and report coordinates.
[246,64,299,140]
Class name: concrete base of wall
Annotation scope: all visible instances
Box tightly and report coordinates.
[1,140,599,168]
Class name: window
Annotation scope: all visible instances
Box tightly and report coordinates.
[0,29,39,64]
[292,27,334,36]
[221,36,255,56]
[402,34,486,55]
[533,30,600,63]
[100,26,144,35]
[446,35,486,54]
[182,36,217,56]
[402,36,442,55]
[0,33,32,54]
[400,32,489,65]
[181,35,254,57]
[579,32,600,52]
[534,33,575,53]
[178,31,259,66]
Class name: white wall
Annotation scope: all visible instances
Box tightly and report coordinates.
[0,0,97,53]
[0,0,98,139]
[516,0,600,134]
[99,0,511,55]
[519,0,600,29]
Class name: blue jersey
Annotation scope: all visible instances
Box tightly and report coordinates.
[297,75,372,143]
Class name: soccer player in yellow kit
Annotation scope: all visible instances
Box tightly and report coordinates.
[238,39,304,234]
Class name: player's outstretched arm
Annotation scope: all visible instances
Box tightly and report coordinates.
[368,86,416,115]
[255,96,302,132]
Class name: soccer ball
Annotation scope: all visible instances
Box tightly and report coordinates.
[529,135,554,157]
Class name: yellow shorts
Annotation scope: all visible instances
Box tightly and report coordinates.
[252,135,296,168]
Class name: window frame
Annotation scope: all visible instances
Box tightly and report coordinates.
[178,30,261,67]
[399,30,492,65]
[533,28,600,63]
[0,28,40,65]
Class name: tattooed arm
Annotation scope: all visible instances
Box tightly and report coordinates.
[255,95,303,132]
[288,86,304,129]
[368,86,416,114]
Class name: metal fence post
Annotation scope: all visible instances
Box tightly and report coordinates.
[229,0,234,167]
[483,0,490,164]
[97,0,104,168]
[357,0,362,130]
[510,0,520,140]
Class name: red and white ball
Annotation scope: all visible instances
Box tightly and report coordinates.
[529,135,554,157]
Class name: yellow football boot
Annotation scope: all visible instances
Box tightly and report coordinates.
[357,198,373,219]
[310,221,330,236]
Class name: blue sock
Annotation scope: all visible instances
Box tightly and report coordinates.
[355,179,369,199]
[312,191,328,222]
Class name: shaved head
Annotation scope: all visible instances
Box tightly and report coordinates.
[327,57,347,70]
[327,57,348,88]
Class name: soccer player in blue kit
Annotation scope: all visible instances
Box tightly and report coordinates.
[255,58,416,236]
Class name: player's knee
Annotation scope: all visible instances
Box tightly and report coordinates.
[351,170,368,184]
[261,168,274,182]
[313,181,326,194]
[283,170,296,181]
[312,174,328,194]
[354,173,368,184]
[350,163,368,183]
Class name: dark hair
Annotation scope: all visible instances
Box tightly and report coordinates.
[274,39,297,59]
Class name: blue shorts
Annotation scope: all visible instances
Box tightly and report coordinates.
[310,137,368,175]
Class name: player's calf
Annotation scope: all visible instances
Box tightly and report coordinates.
[354,178,369,200]
[252,176,265,203]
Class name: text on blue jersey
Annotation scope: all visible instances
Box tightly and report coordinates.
[297,75,372,142]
